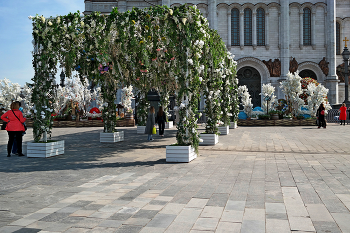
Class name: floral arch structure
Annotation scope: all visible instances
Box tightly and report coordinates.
[30,5,237,152]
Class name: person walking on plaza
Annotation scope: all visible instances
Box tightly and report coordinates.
[156,106,167,137]
[11,101,25,155]
[317,103,326,129]
[1,102,26,157]
[339,103,348,125]
[145,106,155,141]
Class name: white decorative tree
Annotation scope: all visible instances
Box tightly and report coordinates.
[238,85,253,118]
[0,78,23,110]
[306,83,332,117]
[261,83,277,113]
[121,85,133,113]
[53,76,99,115]
[280,71,305,116]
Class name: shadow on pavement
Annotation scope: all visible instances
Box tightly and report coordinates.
[0,127,176,173]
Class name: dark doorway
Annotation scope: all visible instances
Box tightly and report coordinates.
[237,66,261,108]
[299,69,317,80]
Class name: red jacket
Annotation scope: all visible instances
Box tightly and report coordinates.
[340,106,347,120]
[1,109,26,131]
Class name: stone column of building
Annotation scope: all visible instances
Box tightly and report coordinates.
[162,0,170,7]
[278,0,290,98]
[118,0,127,12]
[312,10,316,49]
[208,0,217,30]
[253,11,257,49]
[227,11,231,47]
[299,11,303,49]
[325,0,339,104]
[240,11,244,49]
[265,11,269,50]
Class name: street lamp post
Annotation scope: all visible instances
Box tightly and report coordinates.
[342,37,350,104]
[60,70,65,87]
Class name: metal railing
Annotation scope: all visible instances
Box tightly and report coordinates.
[326,109,340,123]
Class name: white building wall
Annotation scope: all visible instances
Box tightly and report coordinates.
[84,0,349,105]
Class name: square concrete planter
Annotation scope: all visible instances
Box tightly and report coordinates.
[27,140,65,158]
[165,121,173,129]
[218,126,229,135]
[137,125,146,134]
[166,145,197,163]
[199,133,219,146]
[100,131,124,143]
[229,121,238,129]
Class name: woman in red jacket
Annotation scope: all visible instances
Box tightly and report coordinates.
[339,103,348,125]
[1,102,26,157]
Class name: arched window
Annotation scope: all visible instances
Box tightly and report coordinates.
[303,8,311,45]
[336,22,340,55]
[231,8,240,46]
[244,8,252,46]
[257,8,265,46]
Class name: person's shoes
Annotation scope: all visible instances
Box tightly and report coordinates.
[150,139,154,141]
[7,154,11,157]
[318,126,320,128]
[18,154,25,156]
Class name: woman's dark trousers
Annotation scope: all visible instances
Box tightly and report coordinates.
[7,131,23,155]
[159,121,165,135]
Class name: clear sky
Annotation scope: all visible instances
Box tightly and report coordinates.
[0,0,85,86]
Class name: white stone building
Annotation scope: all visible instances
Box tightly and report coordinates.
[84,0,350,107]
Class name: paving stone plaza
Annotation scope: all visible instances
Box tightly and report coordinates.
[1,125,350,233]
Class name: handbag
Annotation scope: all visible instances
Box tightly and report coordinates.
[12,110,27,131]
[1,121,7,130]
[152,126,157,135]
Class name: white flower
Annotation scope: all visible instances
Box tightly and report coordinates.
[80,21,84,27]
[169,9,173,15]
[187,59,193,65]
[41,111,45,115]
[48,21,52,26]
[182,18,187,25]
[199,77,203,82]
[41,126,45,129]
[199,138,203,142]
[28,15,33,20]
[34,109,37,113]
[57,17,61,24]
[41,115,45,119]
[41,16,45,23]
[180,103,185,108]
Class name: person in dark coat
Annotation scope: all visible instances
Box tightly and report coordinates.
[1,102,26,157]
[339,103,348,125]
[316,103,326,129]
[144,106,155,141]
[156,106,167,137]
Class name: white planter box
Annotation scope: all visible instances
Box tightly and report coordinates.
[166,145,197,163]
[229,122,238,129]
[137,126,146,134]
[218,126,229,135]
[100,131,124,143]
[165,121,173,129]
[27,140,65,158]
[199,133,219,146]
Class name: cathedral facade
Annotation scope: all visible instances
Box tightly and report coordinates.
[84,0,350,106]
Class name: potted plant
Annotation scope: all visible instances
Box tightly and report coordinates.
[269,110,280,120]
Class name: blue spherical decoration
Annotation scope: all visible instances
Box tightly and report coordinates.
[253,107,263,112]
[238,111,248,120]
